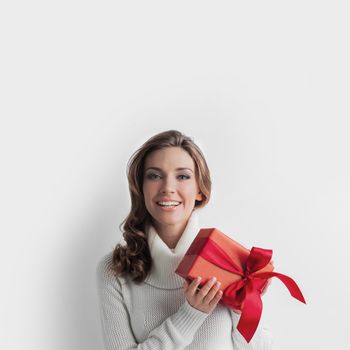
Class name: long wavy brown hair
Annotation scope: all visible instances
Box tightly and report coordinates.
[111,129,212,283]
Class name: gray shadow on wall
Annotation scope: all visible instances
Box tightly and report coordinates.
[54,175,128,350]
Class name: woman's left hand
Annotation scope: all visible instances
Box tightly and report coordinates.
[260,259,274,297]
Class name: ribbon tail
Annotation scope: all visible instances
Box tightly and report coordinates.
[236,282,262,343]
[254,271,306,304]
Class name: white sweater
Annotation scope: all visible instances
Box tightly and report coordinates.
[96,209,274,349]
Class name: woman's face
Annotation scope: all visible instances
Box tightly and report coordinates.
[142,147,203,229]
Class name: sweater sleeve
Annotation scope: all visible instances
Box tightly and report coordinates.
[96,257,209,350]
[230,311,274,350]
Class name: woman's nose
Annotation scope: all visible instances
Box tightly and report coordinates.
[161,176,176,193]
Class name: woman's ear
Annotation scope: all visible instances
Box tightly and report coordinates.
[196,191,203,201]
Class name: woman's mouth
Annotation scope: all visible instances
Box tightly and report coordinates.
[156,201,181,210]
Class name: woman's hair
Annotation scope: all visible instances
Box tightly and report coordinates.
[111,129,212,283]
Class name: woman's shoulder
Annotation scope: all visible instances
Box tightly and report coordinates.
[96,251,128,287]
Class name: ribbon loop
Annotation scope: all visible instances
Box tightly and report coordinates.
[246,246,273,273]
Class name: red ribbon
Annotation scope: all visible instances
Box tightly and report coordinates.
[199,239,306,343]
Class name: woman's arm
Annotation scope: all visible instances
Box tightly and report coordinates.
[96,257,209,350]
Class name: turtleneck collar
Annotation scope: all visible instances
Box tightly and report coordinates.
[144,209,201,289]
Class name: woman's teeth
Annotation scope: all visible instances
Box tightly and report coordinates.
[157,201,180,207]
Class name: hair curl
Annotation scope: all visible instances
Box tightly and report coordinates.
[111,129,212,283]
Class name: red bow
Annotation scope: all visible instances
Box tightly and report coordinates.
[200,239,306,343]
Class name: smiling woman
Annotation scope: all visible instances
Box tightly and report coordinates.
[96,129,273,350]
[110,129,211,282]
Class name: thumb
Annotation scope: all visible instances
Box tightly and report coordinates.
[183,280,188,289]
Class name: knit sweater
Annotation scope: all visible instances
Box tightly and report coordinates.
[96,209,274,349]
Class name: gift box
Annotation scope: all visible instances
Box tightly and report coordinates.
[175,227,306,343]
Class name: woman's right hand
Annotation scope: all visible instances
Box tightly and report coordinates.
[183,276,223,314]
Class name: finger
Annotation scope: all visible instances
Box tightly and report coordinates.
[188,276,202,296]
[261,278,272,296]
[208,289,223,308]
[198,277,217,298]
[203,280,221,303]
[183,280,188,290]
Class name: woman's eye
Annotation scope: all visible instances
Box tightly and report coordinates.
[146,173,190,180]
[146,173,160,179]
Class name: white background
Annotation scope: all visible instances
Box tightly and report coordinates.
[1,1,349,349]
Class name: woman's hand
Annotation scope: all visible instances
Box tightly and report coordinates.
[184,260,274,315]
[260,278,272,297]
[183,276,223,314]
[260,259,274,297]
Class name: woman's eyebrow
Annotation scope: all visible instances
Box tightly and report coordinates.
[145,167,193,173]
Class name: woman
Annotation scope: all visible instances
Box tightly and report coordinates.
[96,129,273,349]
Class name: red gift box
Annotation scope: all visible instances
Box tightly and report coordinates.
[175,228,306,343]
